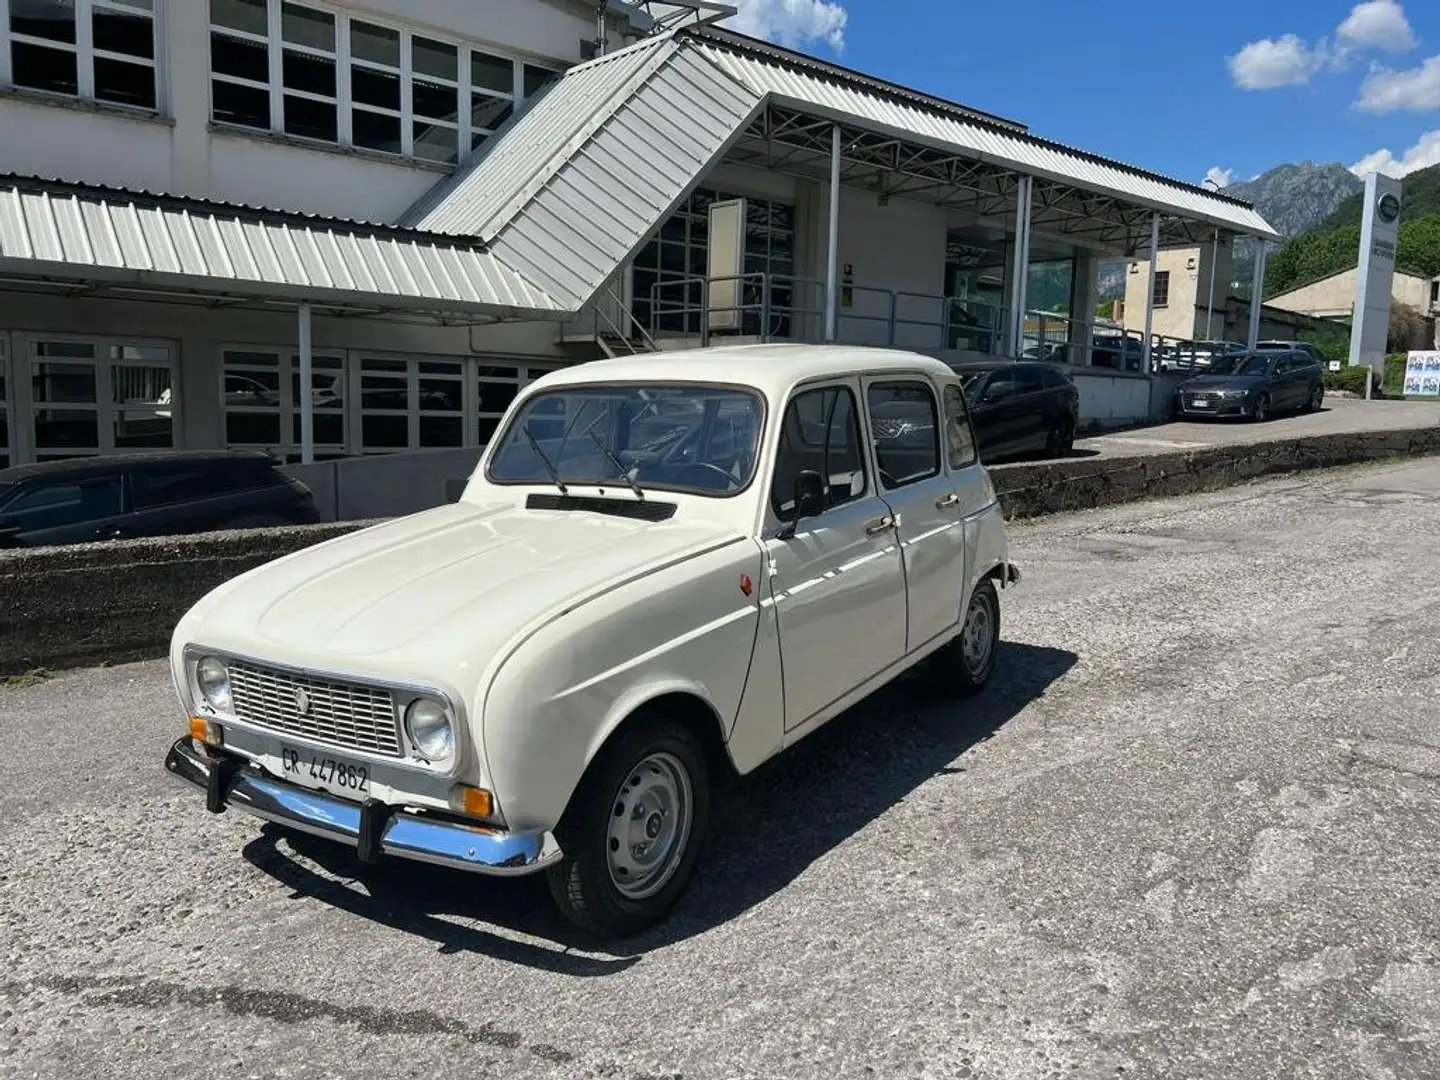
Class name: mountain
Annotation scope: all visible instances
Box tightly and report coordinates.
[1263,161,1440,298]
[1095,161,1362,304]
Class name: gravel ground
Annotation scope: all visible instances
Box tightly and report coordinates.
[3,457,1440,1079]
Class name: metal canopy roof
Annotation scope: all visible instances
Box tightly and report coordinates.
[403,27,1280,312]
[0,175,563,320]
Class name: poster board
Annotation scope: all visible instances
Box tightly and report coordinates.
[1403,351,1440,398]
[706,198,746,333]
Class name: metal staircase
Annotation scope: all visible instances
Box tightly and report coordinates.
[559,282,659,359]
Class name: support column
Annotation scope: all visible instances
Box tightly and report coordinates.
[1069,251,1099,366]
[1247,240,1267,349]
[1141,213,1160,371]
[298,304,314,465]
[1006,175,1033,357]
[1203,230,1220,341]
[824,124,841,343]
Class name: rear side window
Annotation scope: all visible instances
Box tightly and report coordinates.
[942,384,977,469]
[1017,368,1047,394]
[1,476,122,530]
[130,460,274,509]
[867,381,940,490]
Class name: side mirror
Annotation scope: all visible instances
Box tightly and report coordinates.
[778,470,826,540]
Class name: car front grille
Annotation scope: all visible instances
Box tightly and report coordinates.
[228,661,404,757]
[1186,392,1219,407]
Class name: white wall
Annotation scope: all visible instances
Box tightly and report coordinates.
[0,0,611,220]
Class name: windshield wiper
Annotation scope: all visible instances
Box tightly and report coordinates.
[588,432,645,499]
[522,427,568,495]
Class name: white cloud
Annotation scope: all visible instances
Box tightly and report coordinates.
[1338,0,1415,53]
[1204,166,1234,188]
[1350,129,1440,177]
[1227,35,1326,89]
[725,0,848,51]
[1358,55,1440,112]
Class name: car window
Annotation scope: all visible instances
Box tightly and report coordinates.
[867,381,941,490]
[0,476,122,531]
[770,385,867,520]
[941,384,977,470]
[1041,368,1069,390]
[984,373,1019,401]
[1016,368,1047,394]
[130,461,271,509]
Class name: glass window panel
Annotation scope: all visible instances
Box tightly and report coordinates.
[523,64,557,97]
[351,66,399,110]
[477,382,517,413]
[361,413,408,448]
[280,2,332,50]
[34,409,99,449]
[283,94,336,141]
[418,361,461,375]
[11,0,77,43]
[659,215,685,242]
[474,365,518,379]
[412,79,457,122]
[34,341,94,359]
[470,94,511,132]
[659,243,685,273]
[95,57,155,109]
[12,42,78,95]
[349,19,398,66]
[419,415,462,446]
[283,51,335,96]
[210,0,267,36]
[293,413,344,444]
[360,374,408,410]
[110,344,168,362]
[411,36,456,81]
[412,121,457,164]
[353,108,402,154]
[477,417,499,443]
[113,413,172,449]
[471,51,512,94]
[31,361,96,403]
[226,412,281,444]
[361,357,405,372]
[210,31,268,82]
[212,80,269,127]
[224,351,279,368]
[418,378,462,411]
[93,8,153,59]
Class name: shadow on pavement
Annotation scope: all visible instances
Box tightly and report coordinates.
[242,641,1078,973]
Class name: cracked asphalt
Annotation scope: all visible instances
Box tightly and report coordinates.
[3,456,1440,1079]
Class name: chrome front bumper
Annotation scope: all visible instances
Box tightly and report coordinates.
[164,737,560,877]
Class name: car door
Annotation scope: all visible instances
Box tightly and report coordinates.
[865,377,969,654]
[1274,354,1305,408]
[0,472,127,546]
[765,381,908,731]
[976,370,1027,458]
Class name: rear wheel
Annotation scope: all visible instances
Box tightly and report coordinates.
[546,716,710,938]
[1305,384,1324,413]
[931,578,1000,698]
[1044,416,1074,458]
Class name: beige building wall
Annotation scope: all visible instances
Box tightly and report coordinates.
[1121,237,1235,341]
[1267,267,1432,319]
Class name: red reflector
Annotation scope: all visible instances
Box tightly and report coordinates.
[740,574,753,596]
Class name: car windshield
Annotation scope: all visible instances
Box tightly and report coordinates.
[1233,354,1276,377]
[487,384,765,496]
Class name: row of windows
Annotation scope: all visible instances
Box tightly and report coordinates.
[0,0,563,164]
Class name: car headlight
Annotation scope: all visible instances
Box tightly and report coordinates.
[1222,388,1249,397]
[404,697,454,761]
[195,655,233,713]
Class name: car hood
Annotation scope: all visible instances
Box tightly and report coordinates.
[182,499,744,674]
[1179,374,1267,389]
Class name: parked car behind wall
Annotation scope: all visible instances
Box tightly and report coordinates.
[951,361,1080,461]
[0,451,320,548]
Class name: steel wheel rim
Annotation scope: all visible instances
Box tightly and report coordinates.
[605,751,693,900]
[1255,395,1268,421]
[961,590,995,676]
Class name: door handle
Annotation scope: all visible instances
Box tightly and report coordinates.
[865,515,896,535]
[934,492,960,509]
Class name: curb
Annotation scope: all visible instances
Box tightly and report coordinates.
[2,426,1437,677]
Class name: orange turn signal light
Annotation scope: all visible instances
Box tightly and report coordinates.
[448,785,495,821]
[188,715,223,747]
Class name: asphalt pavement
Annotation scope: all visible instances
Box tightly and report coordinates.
[4,457,1440,1079]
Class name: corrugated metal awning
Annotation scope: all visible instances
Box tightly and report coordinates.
[0,175,563,319]
[403,27,1281,312]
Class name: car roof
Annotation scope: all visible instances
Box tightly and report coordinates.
[0,450,276,485]
[527,344,959,400]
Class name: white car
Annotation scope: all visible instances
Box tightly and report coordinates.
[165,344,1020,937]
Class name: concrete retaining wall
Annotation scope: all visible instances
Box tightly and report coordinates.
[2,426,1437,677]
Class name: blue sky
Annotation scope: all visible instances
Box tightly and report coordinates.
[724,0,1440,188]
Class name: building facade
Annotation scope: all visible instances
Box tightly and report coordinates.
[0,0,1280,473]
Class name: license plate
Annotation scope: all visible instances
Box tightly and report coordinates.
[1190,398,1211,408]
[279,745,371,794]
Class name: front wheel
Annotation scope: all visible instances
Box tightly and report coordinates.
[931,578,1001,698]
[1250,392,1271,423]
[546,716,710,938]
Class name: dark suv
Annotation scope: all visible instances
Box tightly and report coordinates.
[0,451,320,548]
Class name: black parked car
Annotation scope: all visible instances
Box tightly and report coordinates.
[951,361,1080,461]
[0,451,321,548]
[1174,350,1325,422]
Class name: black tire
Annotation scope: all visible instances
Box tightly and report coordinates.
[1250,392,1271,423]
[931,578,1001,698]
[546,715,710,938]
[1044,416,1074,459]
[1304,384,1324,413]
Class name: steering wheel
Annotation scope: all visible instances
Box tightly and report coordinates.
[673,462,735,490]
